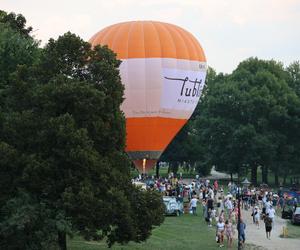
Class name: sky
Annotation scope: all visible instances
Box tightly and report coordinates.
[2,0,300,73]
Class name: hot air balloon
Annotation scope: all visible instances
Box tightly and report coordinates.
[89,21,206,173]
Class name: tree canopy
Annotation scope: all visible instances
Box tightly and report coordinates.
[161,59,300,185]
[0,10,164,250]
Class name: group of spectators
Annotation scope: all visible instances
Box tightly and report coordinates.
[134,173,298,248]
[195,180,239,248]
[189,179,298,248]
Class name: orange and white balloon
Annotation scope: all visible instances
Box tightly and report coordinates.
[90,21,207,173]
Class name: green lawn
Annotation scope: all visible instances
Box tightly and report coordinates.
[69,209,236,250]
[286,221,300,238]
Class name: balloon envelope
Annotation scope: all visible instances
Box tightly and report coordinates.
[90,21,207,173]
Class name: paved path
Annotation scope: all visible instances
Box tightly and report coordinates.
[236,208,300,250]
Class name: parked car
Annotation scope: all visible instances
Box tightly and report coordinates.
[291,207,300,225]
[132,181,147,190]
[282,201,294,219]
[163,196,183,216]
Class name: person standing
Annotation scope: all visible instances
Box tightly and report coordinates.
[216,218,225,248]
[237,218,246,248]
[225,197,233,217]
[219,209,225,223]
[214,180,219,197]
[268,205,276,228]
[206,208,212,227]
[264,213,272,239]
[254,206,260,229]
[207,195,214,211]
[251,206,256,223]
[217,196,224,217]
[225,219,234,248]
[265,200,272,214]
[189,195,198,215]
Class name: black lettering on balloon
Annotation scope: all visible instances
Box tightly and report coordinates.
[164,76,203,97]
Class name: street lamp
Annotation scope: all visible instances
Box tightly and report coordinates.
[237,182,241,250]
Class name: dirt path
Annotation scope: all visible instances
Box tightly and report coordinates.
[236,208,300,250]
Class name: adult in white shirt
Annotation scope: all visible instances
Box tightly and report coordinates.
[225,198,233,216]
[268,206,276,227]
[190,196,198,215]
[209,188,214,200]
[265,201,271,214]
[254,207,260,229]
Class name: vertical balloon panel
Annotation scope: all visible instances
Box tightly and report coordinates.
[90,21,206,173]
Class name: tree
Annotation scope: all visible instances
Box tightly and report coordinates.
[0,11,164,250]
[159,67,219,176]
[0,10,32,37]
[193,58,300,185]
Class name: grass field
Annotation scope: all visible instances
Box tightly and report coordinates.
[69,209,236,250]
[286,221,300,239]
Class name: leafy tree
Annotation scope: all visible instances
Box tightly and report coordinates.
[0,10,32,37]
[160,67,217,176]
[0,11,164,250]
[193,58,300,185]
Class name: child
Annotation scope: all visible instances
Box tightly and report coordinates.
[225,219,235,248]
[264,213,272,239]
[216,218,225,247]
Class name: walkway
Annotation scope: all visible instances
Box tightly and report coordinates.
[237,208,300,250]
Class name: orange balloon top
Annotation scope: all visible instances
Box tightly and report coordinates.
[89,21,206,61]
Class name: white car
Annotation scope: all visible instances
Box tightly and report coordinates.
[163,196,183,216]
[132,181,147,190]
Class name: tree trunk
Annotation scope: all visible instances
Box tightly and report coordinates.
[230,172,233,183]
[283,174,287,185]
[172,161,179,175]
[156,161,160,178]
[274,168,279,186]
[262,166,268,184]
[251,165,257,186]
[58,232,66,250]
[263,166,268,184]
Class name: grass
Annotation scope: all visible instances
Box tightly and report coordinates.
[69,207,237,250]
[286,221,300,239]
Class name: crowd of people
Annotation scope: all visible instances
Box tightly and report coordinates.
[133,173,299,248]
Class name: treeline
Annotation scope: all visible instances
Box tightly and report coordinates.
[0,11,164,250]
[161,58,300,186]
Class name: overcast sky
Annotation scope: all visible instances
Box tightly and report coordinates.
[2,0,300,73]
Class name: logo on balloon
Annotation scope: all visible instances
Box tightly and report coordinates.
[162,69,206,111]
[164,76,203,97]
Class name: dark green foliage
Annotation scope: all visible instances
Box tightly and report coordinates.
[0,191,64,250]
[161,59,300,184]
[0,10,164,250]
[0,10,32,37]
[193,58,300,183]
[160,67,218,176]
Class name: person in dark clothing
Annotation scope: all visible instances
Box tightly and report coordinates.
[205,208,212,227]
[207,196,214,210]
[264,213,272,239]
[237,218,246,248]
